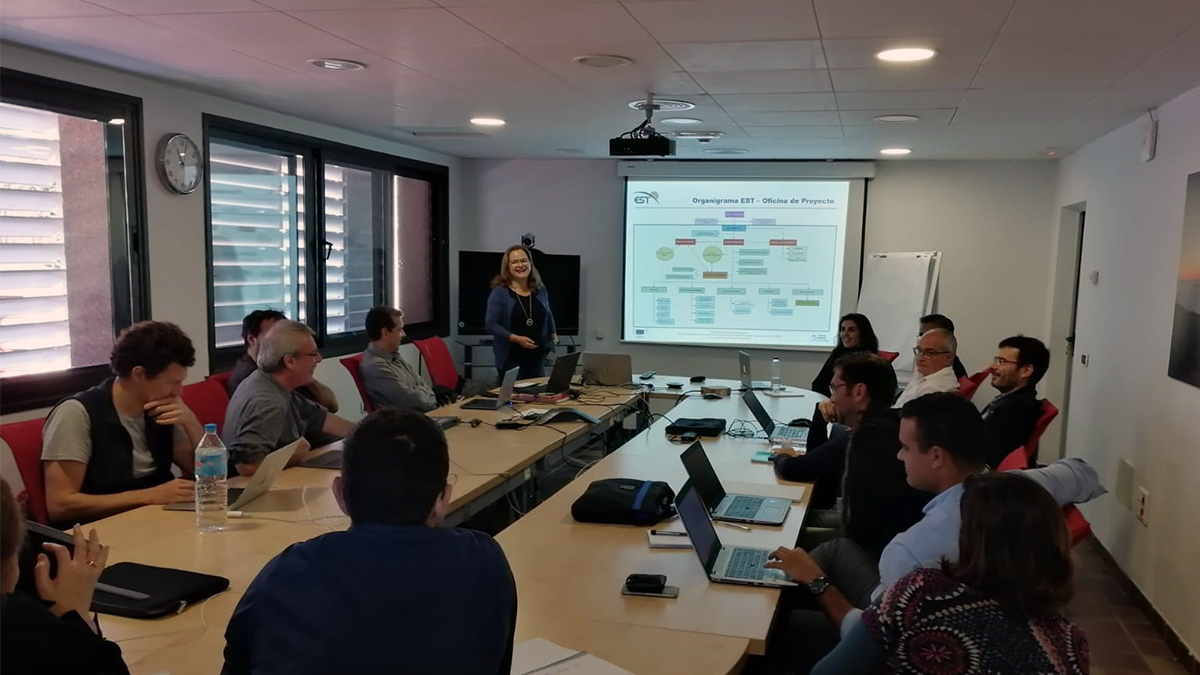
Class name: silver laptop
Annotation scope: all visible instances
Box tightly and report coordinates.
[581,352,633,386]
[676,481,796,587]
[738,351,771,390]
[461,367,519,410]
[164,438,306,511]
[680,441,789,525]
[743,390,808,445]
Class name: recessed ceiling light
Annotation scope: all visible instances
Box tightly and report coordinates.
[470,117,506,127]
[704,148,747,155]
[1039,147,1066,158]
[308,58,367,71]
[629,99,695,112]
[572,54,632,68]
[673,131,724,140]
[556,148,586,154]
[107,118,126,125]
[660,117,704,126]
[880,147,912,155]
[873,114,921,123]
[875,48,937,63]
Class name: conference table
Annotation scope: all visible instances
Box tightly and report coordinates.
[88,376,820,674]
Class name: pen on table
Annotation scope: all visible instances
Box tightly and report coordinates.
[649,530,688,537]
[96,583,150,601]
[716,521,752,532]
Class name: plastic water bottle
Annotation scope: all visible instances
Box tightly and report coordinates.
[194,424,228,532]
[771,357,782,391]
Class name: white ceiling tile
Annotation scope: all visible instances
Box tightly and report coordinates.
[437,0,613,6]
[822,34,991,70]
[260,0,431,8]
[834,89,966,109]
[712,93,838,112]
[831,64,978,91]
[952,88,1105,124]
[664,41,826,72]
[1102,22,1200,104]
[3,15,228,73]
[625,0,819,43]
[692,69,832,94]
[971,62,1132,89]
[742,125,843,140]
[508,42,702,95]
[729,111,841,126]
[87,0,266,13]
[384,46,538,76]
[813,0,1014,38]
[288,8,499,56]
[448,4,655,46]
[1003,0,1200,35]
[837,108,955,125]
[0,0,115,18]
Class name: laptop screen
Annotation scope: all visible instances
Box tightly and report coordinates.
[676,481,722,574]
[738,350,753,388]
[742,390,775,435]
[680,441,727,509]
[546,351,582,393]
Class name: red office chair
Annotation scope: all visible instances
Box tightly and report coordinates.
[340,353,375,413]
[957,370,991,401]
[206,369,234,395]
[995,439,1092,546]
[877,350,899,364]
[181,379,231,433]
[0,417,50,524]
[414,337,461,391]
[995,399,1059,469]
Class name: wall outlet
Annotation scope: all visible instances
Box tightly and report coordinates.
[1080,353,1089,367]
[594,328,605,340]
[1136,487,1150,526]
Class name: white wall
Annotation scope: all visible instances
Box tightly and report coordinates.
[460,158,1059,395]
[0,44,460,423]
[1055,84,1200,656]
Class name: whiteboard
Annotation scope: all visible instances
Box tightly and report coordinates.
[856,252,941,374]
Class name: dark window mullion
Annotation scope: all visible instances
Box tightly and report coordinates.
[308,150,326,343]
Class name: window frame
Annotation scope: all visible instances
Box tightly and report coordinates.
[202,115,450,373]
[0,69,150,415]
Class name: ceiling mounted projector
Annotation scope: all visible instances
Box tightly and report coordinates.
[610,93,676,157]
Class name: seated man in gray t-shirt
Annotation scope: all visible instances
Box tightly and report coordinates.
[41,322,203,525]
[222,321,356,476]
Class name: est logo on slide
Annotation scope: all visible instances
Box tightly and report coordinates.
[633,191,659,204]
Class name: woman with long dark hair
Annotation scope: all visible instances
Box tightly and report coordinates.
[811,313,880,397]
[811,471,1089,675]
[485,245,557,379]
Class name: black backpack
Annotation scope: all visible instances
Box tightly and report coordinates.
[571,478,677,525]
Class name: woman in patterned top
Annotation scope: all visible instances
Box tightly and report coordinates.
[812,471,1089,675]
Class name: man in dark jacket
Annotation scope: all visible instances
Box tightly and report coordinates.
[982,335,1050,467]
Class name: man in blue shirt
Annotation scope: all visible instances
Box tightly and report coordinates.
[222,410,517,675]
[765,392,1103,671]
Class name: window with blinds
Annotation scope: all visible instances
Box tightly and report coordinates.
[0,71,147,414]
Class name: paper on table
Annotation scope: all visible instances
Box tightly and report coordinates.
[512,638,636,675]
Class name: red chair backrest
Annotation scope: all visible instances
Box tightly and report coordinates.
[958,370,990,401]
[414,337,460,390]
[0,417,49,524]
[994,437,1091,547]
[206,370,234,395]
[1025,399,1060,460]
[340,353,375,413]
[181,379,231,433]
[877,350,899,364]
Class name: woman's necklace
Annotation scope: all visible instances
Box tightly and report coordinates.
[514,286,534,326]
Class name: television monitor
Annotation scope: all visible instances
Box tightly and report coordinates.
[457,250,580,336]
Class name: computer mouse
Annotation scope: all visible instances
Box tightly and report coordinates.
[703,393,722,400]
[787,418,811,428]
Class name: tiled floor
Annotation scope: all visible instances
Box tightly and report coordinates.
[1070,541,1192,675]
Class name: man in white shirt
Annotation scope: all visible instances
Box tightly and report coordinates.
[893,328,960,408]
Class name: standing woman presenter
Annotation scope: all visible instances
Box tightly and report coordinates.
[485,245,557,379]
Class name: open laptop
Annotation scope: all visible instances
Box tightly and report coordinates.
[581,352,633,386]
[676,481,796,588]
[164,438,306,511]
[680,441,789,525]
[514,351,581,397]
[461,367,519,411]
[738,351,771,390]
[743,390,808,445]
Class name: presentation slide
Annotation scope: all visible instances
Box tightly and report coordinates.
[622,179,853,349]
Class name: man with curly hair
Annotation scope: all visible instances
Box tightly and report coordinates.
[41,321,203,525]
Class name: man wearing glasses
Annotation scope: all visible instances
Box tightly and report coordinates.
[223,321,356,476]
[982,336,1050,467]
[893,328,961,408]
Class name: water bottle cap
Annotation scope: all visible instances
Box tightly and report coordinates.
[204,423,218,433]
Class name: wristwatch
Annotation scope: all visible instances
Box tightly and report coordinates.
[807,575,831,596]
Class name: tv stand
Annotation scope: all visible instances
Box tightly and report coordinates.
[457,337,581,380]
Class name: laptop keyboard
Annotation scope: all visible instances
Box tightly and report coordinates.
[725,496,765,519]
[726,548,770,580]
[773,425,806,439]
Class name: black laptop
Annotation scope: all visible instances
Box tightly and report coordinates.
[513,351,581,396]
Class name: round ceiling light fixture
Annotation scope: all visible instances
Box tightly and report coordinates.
[628,99,695,112]
[660,117,704,125]
[873,114,921,123]
[470,117,506,127]
[874,47,937,63]
[308,58,368,71]
[880,147,913,155]
[573,54,633,68]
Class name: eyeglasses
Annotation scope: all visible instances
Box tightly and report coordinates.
[294,350,321,359]
[913,347,951,358]
[829,381,852,392]
[991,356,1020,366]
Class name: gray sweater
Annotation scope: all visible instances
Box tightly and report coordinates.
[359,343,437,412]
